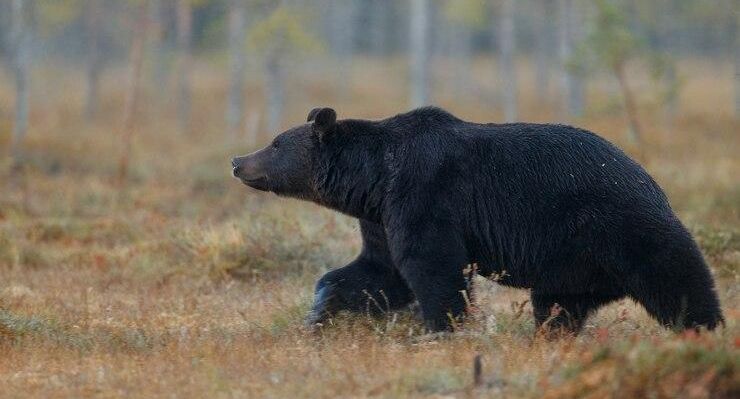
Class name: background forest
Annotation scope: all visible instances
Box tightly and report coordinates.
[0,0,738,397]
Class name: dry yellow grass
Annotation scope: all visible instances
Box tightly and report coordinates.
[0,58,738,398]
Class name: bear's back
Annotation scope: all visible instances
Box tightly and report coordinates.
[379,107,671,218]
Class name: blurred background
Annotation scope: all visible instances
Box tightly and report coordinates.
[0,0,737,164]
[0,2,738,396]
[0,0,737,272]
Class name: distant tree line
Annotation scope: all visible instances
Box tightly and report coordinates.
[0,0,737,171]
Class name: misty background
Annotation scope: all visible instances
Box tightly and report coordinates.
[0,0,737,178]
[0,3,738,396]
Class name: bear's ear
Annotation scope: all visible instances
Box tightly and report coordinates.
[307,107,322,122]
[308,107,337,140]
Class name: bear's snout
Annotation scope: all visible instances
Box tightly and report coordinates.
[231,154,270,191]
[231,155,256,179]
[231,156,254,181]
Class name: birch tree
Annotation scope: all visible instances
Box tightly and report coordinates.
[248,4,321,134]
[368,0,390,56]
[534,0,553,101]
[175,0,192,133]
[497,0,518,121]
[329,0,358,99]
[409,0,431,107]
[264,49,284,135]
[10,0,32,165]
[584,0,644,144]
[84,0,102,120]
[557,0,585,118]
[735,8,739,118]
[118,0,150,184]
[150,0,169,102]
[634,0,681,123]
[226,0,247,140]
[443,0,485,99]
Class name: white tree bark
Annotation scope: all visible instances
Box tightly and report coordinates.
[557,0,584,118]
[369,0,390,56]
[534,0,551,101]
[450,21,473,99]
[735,9,740,118]
[85,0,102,120]
[409,0,431,108]
[657,5,678,121]
[498,0,518,122]
[175,0,192,133]
[226,0,247,140]
[118,1,149,184]
[329,0,358,100]
[150,0,169,102]
[265,50,284,134]
[11,0,31,164]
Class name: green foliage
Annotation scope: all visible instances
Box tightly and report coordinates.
[585,0,642,70]
[247,5,323,57]
[0,310,93,350]
[402,368,467,395]
[36,0,85,36]
[547,338,739,398]
[648,53,683,105]
[443,0,488,28]
[579,0,681,115]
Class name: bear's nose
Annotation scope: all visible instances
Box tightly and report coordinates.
[231,158,242,177]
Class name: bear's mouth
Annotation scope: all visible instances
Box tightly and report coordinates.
[241,176,270,191]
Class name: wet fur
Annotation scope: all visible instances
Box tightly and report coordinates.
[243,107,725,333]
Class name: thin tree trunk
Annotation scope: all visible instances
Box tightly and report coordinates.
[226,0,247,140]
[330,0,357,100]
[451,22,472,99]
[534,0,551,101]
[664,62,678,121]
[11,0,31,165]
[118,1,149,185]
[657,6,678,122]
[614,62,643,144]
[557,0,571,117]
[409,0,430,108]
[150,0,168,102]
[569,3,585,116]
[557,0,584,118]
[735,9,740,118]
[369,0,389,56]
[498,0,518,122]
[175,0,192,134]
[84,0,102,121]
[265,50,284,135]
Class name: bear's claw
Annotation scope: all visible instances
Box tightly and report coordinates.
[305,285,333,327]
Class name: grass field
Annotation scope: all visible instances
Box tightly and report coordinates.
[0,58,738,398]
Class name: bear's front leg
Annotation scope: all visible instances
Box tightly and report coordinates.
[306,257,414,326]
[386,222,470,332]
[306,220,414,326]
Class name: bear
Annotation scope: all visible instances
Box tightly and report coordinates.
[231,106,724,334]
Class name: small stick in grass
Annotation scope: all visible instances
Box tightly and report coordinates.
[473,354,483,387]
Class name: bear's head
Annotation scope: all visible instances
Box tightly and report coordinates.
[231,107,338,199]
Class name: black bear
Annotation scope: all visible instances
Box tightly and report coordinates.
[231,106,723,334]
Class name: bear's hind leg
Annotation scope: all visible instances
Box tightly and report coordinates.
[623,217,724,330]
[532,292,624,337]
[624,225,723,331]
